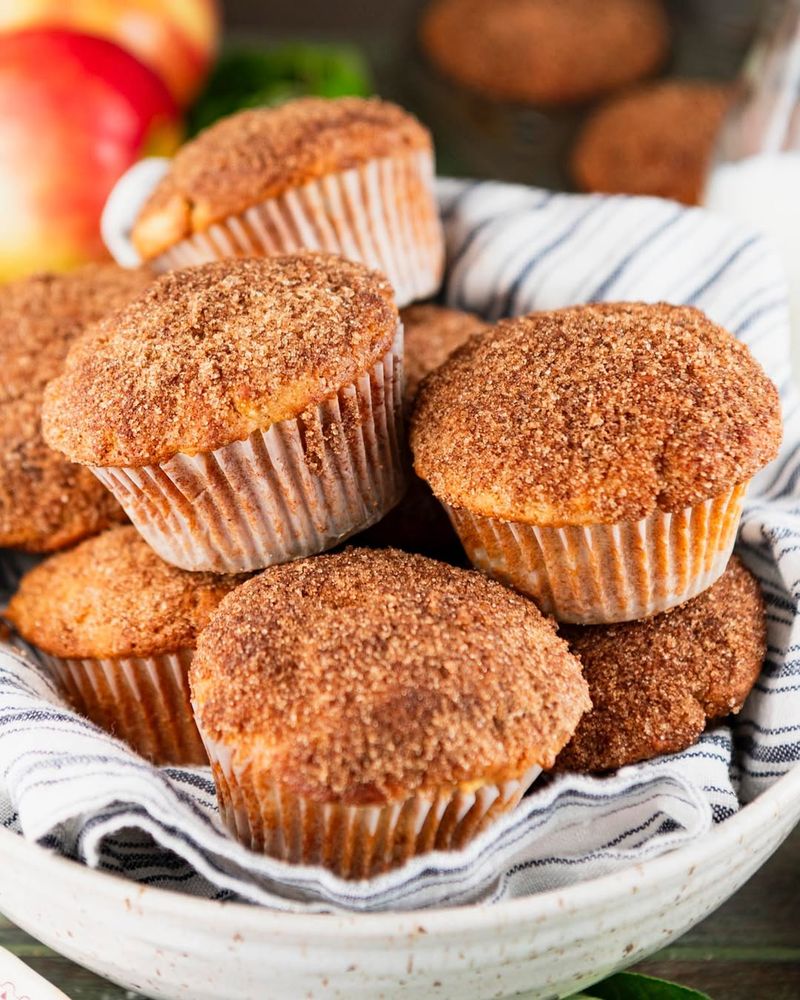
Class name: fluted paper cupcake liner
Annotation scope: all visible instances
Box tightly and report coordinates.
[39,647,206,765]
[202,734,541,879]
[447,483,747,624]
[92,334,406,573]
[150,151,444,309]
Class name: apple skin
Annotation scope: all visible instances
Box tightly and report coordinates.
[0,0,219,107]
[0,28,182,280]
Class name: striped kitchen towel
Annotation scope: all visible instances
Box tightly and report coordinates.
[0,178,797,912]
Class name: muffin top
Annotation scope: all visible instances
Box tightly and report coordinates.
[0,265,152,400]
[191,547,590,805]
[42,254,398,468]
[132,97,432,259]
[555,557,765,772]
[412,303,782,524]
[401,304,487,406]
[6,526,246,659]
[571,81,731,205]
[0,265,151,551]
[420,0,669,107]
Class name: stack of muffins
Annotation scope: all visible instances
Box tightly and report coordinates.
[2,95,781,880]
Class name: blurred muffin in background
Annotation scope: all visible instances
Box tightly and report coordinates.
[0,264,151,555]
[131,96,444,307]
[359,303,486,560]
[420,0,670,106]
[571,80,731,205]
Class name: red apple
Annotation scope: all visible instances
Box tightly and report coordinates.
[0,28,181,280]
[0,0,219,107]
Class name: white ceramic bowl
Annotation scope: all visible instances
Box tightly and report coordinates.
[1,763,798,999]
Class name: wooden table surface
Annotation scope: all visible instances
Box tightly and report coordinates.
[2,823,799,999]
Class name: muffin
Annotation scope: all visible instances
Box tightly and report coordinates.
[401,303,487,409]
[0,264,151,557]
[42,254,406,573]
[190,547,590,878]
[5,526,246,764]
[412,303,782,624]
[571,81,731,205]
[556,557,765,772]
[420,0,669,106]
[131,97,444,308]
[360,304,486,558]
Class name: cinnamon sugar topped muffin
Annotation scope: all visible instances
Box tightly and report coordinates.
[131,97,444,308]
[0,264,151,553]
[401,303,487,406]
[191,547,590,876]
[134,98,432,257]
[420,0,669,106]
[7,526,246,764]
[413,303,780,524]
[556,556,765,772]
[412,303,781,622]
[44,254,396,467]
[42,254,406,573]
[572,81,731,205]
[7,526,244,660]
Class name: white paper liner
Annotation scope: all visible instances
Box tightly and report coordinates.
[202,732,542,879]
[149,151,444,308]
[447,483,747,624]
[39,647,206,765]
[91,334,406,573]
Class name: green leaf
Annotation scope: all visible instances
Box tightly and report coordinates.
[572,972,712,999]
[188,42,373,134]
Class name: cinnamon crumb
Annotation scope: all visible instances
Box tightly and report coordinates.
[133,97,432,257]
[411,302,782,524]
[42,254,398,468]
[572,81,731,205]
[0,265,151,551]
[6,526,247,659]
[555,556,766,771]
[420,0,669,106]
[191,547,590,804]
[401,304,487,407]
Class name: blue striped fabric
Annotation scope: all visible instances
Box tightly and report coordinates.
[0,180,797,912]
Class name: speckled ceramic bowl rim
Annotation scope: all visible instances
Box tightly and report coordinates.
[2,763,798,933]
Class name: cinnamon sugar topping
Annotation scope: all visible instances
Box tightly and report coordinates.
[6,526,247,659]
[132,97,432,258]
[401,304,487,405]
[411,302,782,524]
[42,254,398,468]
[556,556,766,772]
[191,547,590,804]
[0,265,151,551]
